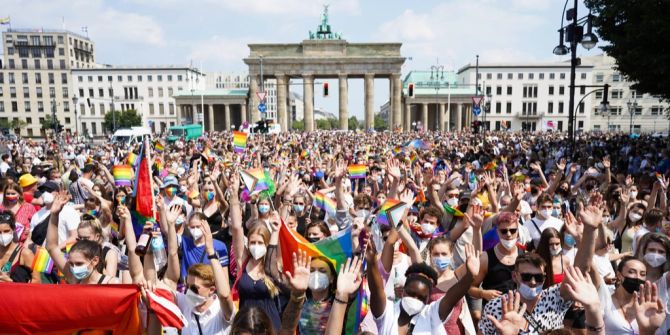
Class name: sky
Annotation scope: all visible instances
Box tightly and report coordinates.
[2,0,603,120]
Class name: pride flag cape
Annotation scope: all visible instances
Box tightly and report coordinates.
[0,284,185,334]
[377,198,408,227]
[348,164,367,179]
[233,131,248,153]
[112,165,132,187]
[278,219,352,275]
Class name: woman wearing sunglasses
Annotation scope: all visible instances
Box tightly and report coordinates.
[46,192,120,284]
[0,211,40,283]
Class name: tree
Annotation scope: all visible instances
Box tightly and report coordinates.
[292,120,304,131]
[10,119,27,135]
[348,116,359,130]
[585,0,670,100]
[40,115,58,130]
[316,119,332,130]
[103,109,142,132]
[374,114,387,131]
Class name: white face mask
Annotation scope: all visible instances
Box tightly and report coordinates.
[500,238,517,250]
[189,227,204,240]
[550,246,562,256]
[446,198,459,207]
[308,271,330,291]
[248,244,267,260]
[630,191,638,200]
[629,213,642,223]
[644,252,667,268]
[42,192,54,205]
[0,233,13,247]
[400,296,425,316]
[420,223,436,236]
[540,209,553,219]
[518,282,543,300]
[185,288,208,307]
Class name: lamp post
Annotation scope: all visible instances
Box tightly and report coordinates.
[627,99,638,134]
[430,63,445,131]
[72,95,79,136]
[553,0,599,150]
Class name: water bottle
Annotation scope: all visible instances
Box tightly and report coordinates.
[151,229,167,270]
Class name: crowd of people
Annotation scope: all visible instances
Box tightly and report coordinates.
[0,129,669,335]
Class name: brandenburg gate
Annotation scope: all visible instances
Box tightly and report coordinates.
[243,6,405,132]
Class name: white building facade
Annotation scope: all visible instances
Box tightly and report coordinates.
[458,62,594,132]
[206,72,278,121]
[72,66,204,136]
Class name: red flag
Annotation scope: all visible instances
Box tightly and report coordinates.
[135,142,154,218]
[0,283,142,334]
[147,289,187,329]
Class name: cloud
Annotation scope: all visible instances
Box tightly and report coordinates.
[216,0,361,16]
[187,36,250,71]
[378,10,435,41]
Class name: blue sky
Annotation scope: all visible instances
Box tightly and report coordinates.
[3,0,602,119]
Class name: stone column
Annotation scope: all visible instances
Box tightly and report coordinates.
[445,104,451,131]
[338,73,349,130]
[192,104,199,125]
[391,73,402,129]
[276,74,288,132]
[208,104,214,132]
[388,78,394,127]
[364,73,374,130]
[439,103,446,131]
[457,103,463,130]
[240,103,247,124]
[224,104,231,131]
[249,76,260,123]
[421,103,428,130]
[177,104,183,125]
[404,102,411,131]
[303,75,314,132]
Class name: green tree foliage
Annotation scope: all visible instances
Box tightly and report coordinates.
[585,0,670,100]
[348,116,359,130]
[374,114,387,131]
[103,109,143,132]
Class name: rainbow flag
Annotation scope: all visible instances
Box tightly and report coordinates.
[409,152,418,165]
[313,191,337,217]
[377,198,408,227]
[443,204,464,217]
[31,247,53,273]
[484,161,498,171]
[347,276,369,335]
[279,219,352,275]
[300,149,310,159]
[240,168,269,194]
[233,131,248,154]
[110,221,119,234]
[154,141,165,153]
[126,152,139,166]
[407,139,432,150]
[348,164,367,179]
[112,165,132,187]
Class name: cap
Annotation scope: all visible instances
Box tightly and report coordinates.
[161,175,179,188]
[38,181,60,193]
[18,174,38,188]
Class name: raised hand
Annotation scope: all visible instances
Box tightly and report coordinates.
[464,244,481,276]
[511,182,525,201]
[570,164,579,174]
[556,158,566,172]
[336,257,363,299]
[229,171,240,193]
[529,162,542,172]
[200,218,214,253]
[50,191,70,215]
[563,266,599,306]
[578,202,604,229]
[284,250,312,293]
[634,281,666,333]
[166,204,182,226]
[465,202,485,231]
[486,291,528,335]
[268,211,281,232]
[399,188,415,207]
[334,160,347,180]
[387,158,401,181]
[602,156,610,169]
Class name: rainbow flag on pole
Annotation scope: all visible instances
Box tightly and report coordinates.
[126,152,139,167]
[377,198,408,227]
[240,168,269,194]
[313,191,337,217]
[31,247,53,273]
[233,131,248,153]
[112,165,132,187]
[348,164,367,179]
[154,141,165,153]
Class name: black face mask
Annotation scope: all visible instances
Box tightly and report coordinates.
[621,277,644,294]
[306,237,320,243]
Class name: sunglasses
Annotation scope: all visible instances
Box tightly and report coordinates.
[498,228,518,235]
[520,273,546,283]
[82,214,96,221]
[0,213,12,222]
[76,236,92,241]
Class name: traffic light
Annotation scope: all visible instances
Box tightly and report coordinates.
[408,83,415,98]
[323,83,329,97]
[472,120,481,134]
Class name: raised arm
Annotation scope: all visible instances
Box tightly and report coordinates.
[201,220,234,322]
[546,158,566,196]
[325,257,363,335]
[162,204,182,290]
[119,205,144,283]
[334,160,347,211]
[229,172,245,269]
[439,244,479,321]
[46,192,73,282]
[366,237,387,318]
[279,251,311,335]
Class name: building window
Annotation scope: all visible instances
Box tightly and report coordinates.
[613,73,621,82]
[506,102,512,114]
[22,73,28,84]
[168,75,173,81]
[558,102,564,114]
[87,76,93,82]
[495,102,501,114]
[580,73,587,80]
[10,87,16,98]
[497,73,502,80]
[88,88,94,97]
[477,73,481,79]
[78,76,83,82]
[580,86,585,95]
[539,73,544,79]
[138,75,143,82]
[79,103,85,115]
[38,102,44,112]
[631,90,640,99]
[48,73,55,84]
[549,86,554,95]
[485,86,492,95]
[99,88,104,97]
[12,102,18,112]
[559,86,565,95]
[522,85,538,98]
[63,87,68,98]
[79,88,84,97]
[158,88,164,97]
[634,107,642,115]
[168,88,173,97]
[149,103,155,115]
[612,90,623,99]
[169,103,175,115]
[558,121,563,131]
[118,75,123,82]
[528,73,534,80]
[47,60,53,69]
[97,76,102,82]
[548,102,554,114]
[595,91,603,99]
[148,88,154,97]
[59,60,65,69]
[159,104,165,115]
[36,87,42,98]
[157,75,163,82]
[651,106,664,115]
[560,73,566,79]
[506,86,512,95]
[486,73,492,80]
[579,102,585,113]
[127,75,133,82]
[100,103,105,114]
[595,74,604,82]
[92,123,97,135]
[63,102,69,112]
[549,73,555,79]
[148,75,153,82]
[50,87,56,98]
[9,73,15,84]
[507,73,513,80]
[107,76,113,82]
[518,73,523,79]
[495,86,502,95]
[33,59,40,69]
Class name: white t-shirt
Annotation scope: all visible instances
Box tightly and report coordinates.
[524,216,564,246]
[30,203,80,246]
[175,292,233,335]
[0,161,9,175]
[654,272,670,335]
[632,225,653,254]
[598,279,639,334]
[374,298,453,335]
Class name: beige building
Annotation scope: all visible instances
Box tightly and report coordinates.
[0,29,95,137]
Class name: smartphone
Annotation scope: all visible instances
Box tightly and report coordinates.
[562,200,571,216]
[358,228,369,251]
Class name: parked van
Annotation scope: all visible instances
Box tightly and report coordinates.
[111,127,153,147]
[167,124,203,143]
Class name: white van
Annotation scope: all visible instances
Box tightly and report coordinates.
[111,127,153,147]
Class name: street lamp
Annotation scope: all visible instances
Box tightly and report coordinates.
[72,95,79,136]
[431,63,445,131]
[627,99,638,134]
[553,0,599,150]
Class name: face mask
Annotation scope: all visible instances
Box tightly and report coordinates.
[42,192,54,205]
[421,223,436,235]
[551,209,560,218]
[446,198,459,207]
[249,244,267,260]
[70,263,92,281]
[356,209,370,219]
[540,209,553,219]
[644,252,667,268]
[500,238,517,250]
[400,296,425,316]
[179,186,188,194]
[550,246,562,256]
[0,233,13,247]
[189,227,203,240]
[87,209,99,217]
[308,271,330,291]
[185,288,208,307]
[293,204,304,214]
[564,234,576,248]
[176,217,185,226]
[4,194,18,203]
[165,187,177,198]
[432,256,453,271]
[205,191,215,202]
[258,205,270,214]
[630,191,638,199]
[629,213,642,223]
[518,283,543,300]
[621,277,645,294]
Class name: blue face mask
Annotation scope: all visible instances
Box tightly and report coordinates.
[258,205,270,214]
[293,205,304,213]
[175,217,185,226]
[551,209,560,218]
[432,256,453,271]
[70,264,92,280]
[564,233,576,248]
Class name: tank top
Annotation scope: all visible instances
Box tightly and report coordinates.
[482,247,518,294]
[552,255,565,285]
